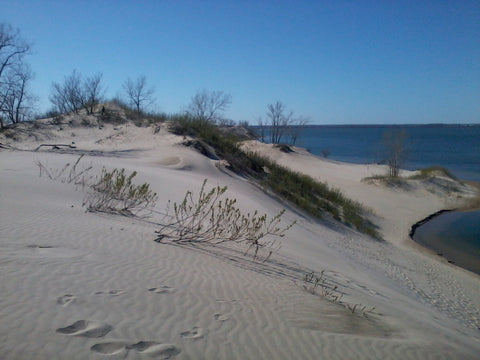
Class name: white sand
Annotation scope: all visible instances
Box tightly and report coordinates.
[1,118,479,359]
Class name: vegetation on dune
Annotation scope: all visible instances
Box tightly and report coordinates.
[256,155,379,238]
[169,116,380,239]
[364,166,458,184]
[409,166,457,180]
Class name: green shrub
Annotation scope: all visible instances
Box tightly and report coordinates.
[85,168,157,216]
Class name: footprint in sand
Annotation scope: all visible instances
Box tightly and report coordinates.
[56,320,112,338]
[148,286,176,294]
[94,289,125,296]
[91,341,181,358]
[90,341,128,355]
[213,313,230,322]
[57,294,76,306]
[180,326,204,339]
[128,341,181,358]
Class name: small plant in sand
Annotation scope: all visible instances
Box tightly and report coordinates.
[35,155,94,188]
[85,167,157,216]
[303,270,377,318]
[346,303,376,318]
[155,179,295,260]
[303,270,342,301]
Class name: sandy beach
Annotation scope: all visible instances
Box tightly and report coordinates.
[1,117,479,359]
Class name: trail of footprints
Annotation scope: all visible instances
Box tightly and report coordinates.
[55,286,229,357]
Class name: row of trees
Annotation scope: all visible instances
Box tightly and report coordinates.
[48,71,233,125]
[49,72,155,116]
[0,23,234,126]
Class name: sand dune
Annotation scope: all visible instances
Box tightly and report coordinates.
[1,118,479,359]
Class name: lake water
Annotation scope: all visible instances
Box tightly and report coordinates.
[290,125,480,182]
[253,124,480,274]
[413,210,480,275]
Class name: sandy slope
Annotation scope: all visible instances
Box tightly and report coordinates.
[1,119,479,359]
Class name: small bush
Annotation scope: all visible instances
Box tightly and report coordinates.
[155,179,295,260]
[85,168,157,216]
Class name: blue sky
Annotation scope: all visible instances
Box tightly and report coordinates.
[3,0,479,124]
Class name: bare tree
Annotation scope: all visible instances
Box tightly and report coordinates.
[0,23,33,128]
[266,101,293,144]
[50,70,105,115]
[50,70,83,114]
[2,63,36,124]
[186,89,231,124]
[81,72,104,114]
[287,116,310,145]
[382,129,409,177]
[0,24,30,80]
[256,116,266,142]
[122,75,155,112]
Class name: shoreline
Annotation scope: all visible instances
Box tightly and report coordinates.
[409,199,480,276]
[408,209,454,239]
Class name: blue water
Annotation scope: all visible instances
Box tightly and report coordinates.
[254,124,480,274]
[414,210,480,275]
[291,125,480,182]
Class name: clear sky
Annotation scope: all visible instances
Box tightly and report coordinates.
[3,0,480,124]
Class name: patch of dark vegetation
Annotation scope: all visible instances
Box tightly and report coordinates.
[274,144,294,153]
[362,174,414,190]
[170,116,266,177]
[255,154,380,238]
[183,139,219,160]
